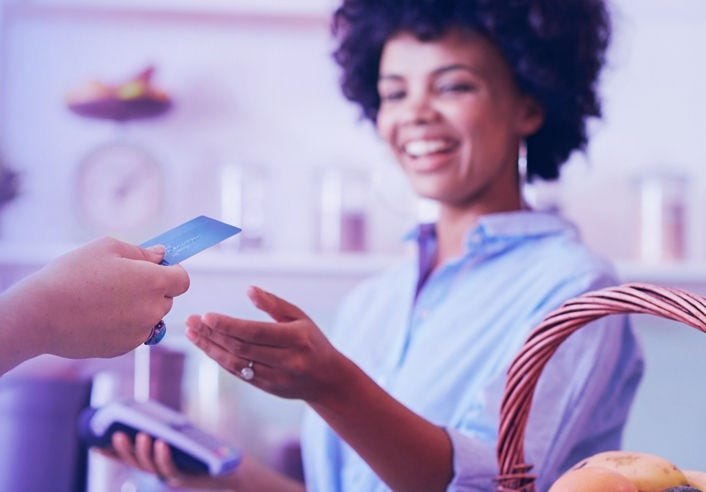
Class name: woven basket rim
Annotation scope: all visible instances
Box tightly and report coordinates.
[494,282,706,492]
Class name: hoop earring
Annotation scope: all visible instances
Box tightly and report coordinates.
[518,139,528,187]
[518,140,533,209]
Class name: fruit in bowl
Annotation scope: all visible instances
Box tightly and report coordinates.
[66,65,171,121]
[113,66,169,102]
[65,79,113,104]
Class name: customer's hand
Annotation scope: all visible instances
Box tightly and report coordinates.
[5,236,190,362]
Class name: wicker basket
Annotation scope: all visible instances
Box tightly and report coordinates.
[494,282,706,491]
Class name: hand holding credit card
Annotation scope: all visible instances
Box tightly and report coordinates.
[140,215,241,344]
[140,215,241,265]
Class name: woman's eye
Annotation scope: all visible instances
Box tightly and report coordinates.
[437,83,475,94]
[379,90,406,102]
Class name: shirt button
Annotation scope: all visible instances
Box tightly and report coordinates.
[418,309,431,320]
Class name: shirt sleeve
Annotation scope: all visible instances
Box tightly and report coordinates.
[445,428,499,491]
[445,273,644,491]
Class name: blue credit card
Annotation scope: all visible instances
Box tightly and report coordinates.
[140,215,241,265]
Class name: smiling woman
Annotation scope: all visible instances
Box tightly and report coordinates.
[101,1,644,491]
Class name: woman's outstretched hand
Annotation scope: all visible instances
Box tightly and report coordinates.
[185,286,347,404]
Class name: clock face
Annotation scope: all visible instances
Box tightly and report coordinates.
[75,142,164,236]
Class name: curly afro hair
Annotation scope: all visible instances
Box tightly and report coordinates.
[331,0,611,181]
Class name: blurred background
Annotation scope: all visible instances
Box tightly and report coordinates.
[0,0,704,490]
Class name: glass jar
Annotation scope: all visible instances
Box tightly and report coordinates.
[220,163,269,251]
[636,173,687,262]
[317,167,370,253]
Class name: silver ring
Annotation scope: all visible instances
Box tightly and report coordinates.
[240,360,255,381]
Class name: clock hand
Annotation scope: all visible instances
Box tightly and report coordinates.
[113,165,156,201]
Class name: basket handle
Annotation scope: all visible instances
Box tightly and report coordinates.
[494,282,706,492]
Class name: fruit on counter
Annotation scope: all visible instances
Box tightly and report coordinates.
[569,450,688,492]
[549,465,638,491]
[66,65,169,105]
[684,470,706,491]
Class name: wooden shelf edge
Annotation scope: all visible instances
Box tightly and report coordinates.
[615,259,706,286]
[2,241,705,284]
[4,2,333,28]
[0,241,406,277]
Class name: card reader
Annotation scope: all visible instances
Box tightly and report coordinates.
[78,399,241,476]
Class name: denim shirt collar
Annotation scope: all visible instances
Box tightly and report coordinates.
[407,210,576,247]
[406,210,576,298]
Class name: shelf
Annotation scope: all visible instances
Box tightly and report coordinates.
[615,260,706,287]
[183,249,405,277]
[0,241,406,278]
[2,241,706,285]
[4,1,334,26]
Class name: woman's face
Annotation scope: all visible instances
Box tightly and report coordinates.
[376,28,543,212]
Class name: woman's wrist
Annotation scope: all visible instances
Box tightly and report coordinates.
[307,355,369,414]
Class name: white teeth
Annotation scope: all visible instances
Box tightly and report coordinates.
[404,139,452,157]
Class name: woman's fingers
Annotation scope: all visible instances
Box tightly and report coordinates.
[197,313,293,349]
[134,433,160,475]
[184,288,337,401]
[110,432,143,470]
[247,285,310,323]
[153,440,186,487]
[186,321,275,376]
[186,323,248,372]
[108,432,185,485]
[187,287,312,349]
[187,315,280,359]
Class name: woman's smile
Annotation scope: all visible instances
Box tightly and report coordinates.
[400,136,460,172]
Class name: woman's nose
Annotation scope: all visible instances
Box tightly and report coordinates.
[400,92,439,125]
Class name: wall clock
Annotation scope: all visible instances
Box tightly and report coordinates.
[74,141,164,236]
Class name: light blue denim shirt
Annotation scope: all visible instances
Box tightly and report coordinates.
[301,210,644,491]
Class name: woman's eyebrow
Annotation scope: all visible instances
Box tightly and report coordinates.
[432,63,481,77]
[378,73,403,82]
[378,63,481,82]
